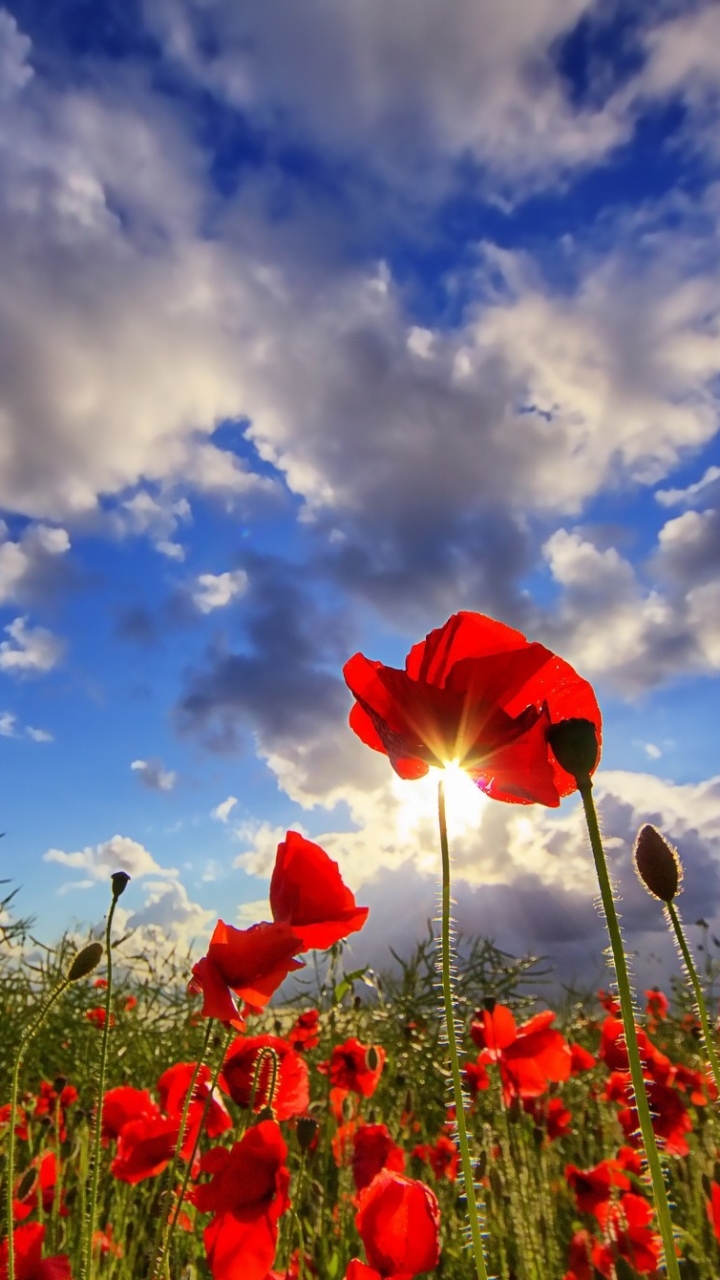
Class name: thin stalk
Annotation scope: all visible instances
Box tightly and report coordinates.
[579,781,681,1280]
[150,1018,214,1280]
[5,976,72,1280]
[666,900,720,1097]
[81,898,120,1280]
[438,778,490,1280]
[160,1026,234,1277]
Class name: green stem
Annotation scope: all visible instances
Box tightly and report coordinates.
[159,1026,233,1277]
[579,782,681,1280]
[666,900,720,1097]
[81,899,119,1280]
[150,1018,215,1280]
[438,779,490,1280]
[5,977,71,1280]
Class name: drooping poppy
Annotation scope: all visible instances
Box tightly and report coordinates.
[355,1169,441,1278]
[223,1035,310,1121]
[344,611,601,806]
[317,1038,385,1098]
[470,1003,571,1101]
[351,1124,406,1192]
[0,1223,72,1280]
[195,1120,290,1280]
[157,1062,232,1139]
[189,920,305,1027]
[270,831,369,950]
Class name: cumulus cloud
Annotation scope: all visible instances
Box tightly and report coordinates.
[0,709,15,736]
[130,758,177,791]
[212,795,238,822]
[191,569,249,614]
[44,833,177,885]
[0,616,63,675]
[0,522,70,605]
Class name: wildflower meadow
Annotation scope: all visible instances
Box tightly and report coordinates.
[3,611,720,1280]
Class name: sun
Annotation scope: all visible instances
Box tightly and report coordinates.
[392,759,489,867]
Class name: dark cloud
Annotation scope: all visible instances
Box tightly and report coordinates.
[115,605,159,646]
[175,555,350,752]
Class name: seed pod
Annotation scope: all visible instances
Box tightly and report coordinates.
[633,825,682,903]
[67,941,104,982]
[297,1116,318,1151]
[111,871,131,899]
[546,718,600,783]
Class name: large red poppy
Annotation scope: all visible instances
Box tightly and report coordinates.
[317,1038,385,1098]
[223,1035,310,1121]
[270,831,369,950]
[0,1223,72,1280]
[109,1114,183,1184]
[190,920,305,1026]
[101,1086,159,1144]
[355,1169,441,1278]
[157,1062,232,1140]
[344,611,601,806]
[195,1121,290,1280]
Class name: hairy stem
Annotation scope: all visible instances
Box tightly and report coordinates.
[438,778,491,1280]
[667,900,720,1097]
[580,782,681,1280]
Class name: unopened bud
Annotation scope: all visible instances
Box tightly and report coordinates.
[53,1076,67,1094]
[111,871,131,899]
[16,1167,37,1200]
[67,941,103,982]
[297,1116,318,1151]
[633,825,682,903]
[547,718,600,783]
[365,1046,379,1072]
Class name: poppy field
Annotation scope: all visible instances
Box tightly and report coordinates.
[3,611,720,1279]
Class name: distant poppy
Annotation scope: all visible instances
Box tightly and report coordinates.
[471,1004,571,1101]
[412,1132,458,1181]
[288,1009,321,1052]
[593,1193,661,1276]
[33,1083,78,1143]
[0,1222,72,1280]
[351,1124,405,1192]
[569,1043,596,1074]
[318,1038,385,1099]
[707,1180,720,1246]
[157,1062,232,1140]
[270,832,369,950]
[195,1120,290,1280]
[344,611,601,806]
[189,920,305,1027]
[223,1035,310,1121]
[522,1095,572,1143]
[562,1230,593,1280]
[618,1080,693,1157]
[355,1169,441,1278]
[85,1008,115,1029]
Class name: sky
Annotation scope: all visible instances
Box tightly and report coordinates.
[1,0,720,994]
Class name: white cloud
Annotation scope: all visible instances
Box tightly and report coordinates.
[656,464,720,508]
[192,569,249,614]
[130,758,177,791]
[644,743,662,760]
[211,795,238,823]
[44,833,177,884]
[0,710,15,736]
[0,523,70,605]
[0,616,63,675]
[26,725,53,743]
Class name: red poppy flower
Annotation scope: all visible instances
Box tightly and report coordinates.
[344,611,601,806]
[317,1038,385,1098]
[101,1087,160,1145]
[645,989,669,1023]
[85,1007,115,1029]
[92,1226,123,1258]
[195,1120,290,1280]
[470,1004,571,1101]
[598,1016,672,1085]
[618,1080,692,1157]
[33,1083,78,1142]
[270,831,369,950]
[157,1062,232,1139]
[569,1043,596,1074]
[355,1170,441,1278]
[352,1124,406,1193]
[0,1223,72,1280]
[562,1230,593,1280]
[288,1009,321,1052]
[565,1158,631,1218]
[110,1114,183,1184]
[190,920,305,1026]
[593,1193,661,1276]
[522,1095,572,1143]
[223,1035,310,1121]
[412,1132,458,1181]
[463,1058,490,1100]
[0,1104,29,1142]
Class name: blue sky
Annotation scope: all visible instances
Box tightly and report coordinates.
[1,0,720,987]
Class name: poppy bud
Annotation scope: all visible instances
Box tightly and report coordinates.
[297,1116,318,1151]
[365,1046,380,1072]
[483,996,496,1014]
[547,718,599,783]
[16,1167,37,1200]
[111,871,131,899]
[53,1076,67,1094]
[633,825,682,903]
[67,941,104,982]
